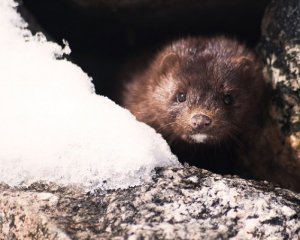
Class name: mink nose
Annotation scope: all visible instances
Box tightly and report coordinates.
[190,114,212,130]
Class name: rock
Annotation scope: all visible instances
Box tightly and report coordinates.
[0,167,300,239]
[59,0,269,36]
[260,0,300,156]
[0,184,69,239]
[241,0,300,192]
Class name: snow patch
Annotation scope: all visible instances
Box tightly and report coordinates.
[0,0,179,191]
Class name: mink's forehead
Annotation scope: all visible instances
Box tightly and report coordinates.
[167,40,248,90]
[173,38,240,59]
[175,56,236,88]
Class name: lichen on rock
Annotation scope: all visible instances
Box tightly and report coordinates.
[241,0,300,192]
[260,0,300,141]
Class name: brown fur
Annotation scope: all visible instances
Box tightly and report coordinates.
[121,36,265,147]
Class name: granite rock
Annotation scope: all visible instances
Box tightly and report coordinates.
[1,167,300,239]
[240,0,300,192]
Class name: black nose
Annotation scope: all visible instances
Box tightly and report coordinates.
[190,114,212,130]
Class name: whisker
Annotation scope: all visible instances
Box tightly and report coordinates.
[157,121,182,132]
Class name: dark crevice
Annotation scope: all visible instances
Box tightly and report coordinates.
[20,0,270,100]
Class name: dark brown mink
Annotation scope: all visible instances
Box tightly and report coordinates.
[121,36,266,174]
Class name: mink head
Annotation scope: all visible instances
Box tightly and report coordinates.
[124,37,265,144]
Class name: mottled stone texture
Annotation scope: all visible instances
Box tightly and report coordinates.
[261,0,300,153]
[1,167,300,239]
[240,0,300,192]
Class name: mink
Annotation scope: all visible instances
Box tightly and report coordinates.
[121,36,266,174]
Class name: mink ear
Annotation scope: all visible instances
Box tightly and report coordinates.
[232,56,254,72]
[159,52,179,75]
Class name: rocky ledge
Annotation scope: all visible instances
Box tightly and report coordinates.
[1,167,300,239]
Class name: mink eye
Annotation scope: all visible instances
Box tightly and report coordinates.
[176,92,186,103]
[223,94,233,105]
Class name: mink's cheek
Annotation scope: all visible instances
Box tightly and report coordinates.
[158,74,178,92]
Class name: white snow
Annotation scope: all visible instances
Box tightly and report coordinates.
[0,0,179,190]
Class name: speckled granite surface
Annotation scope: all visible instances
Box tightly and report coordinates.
[1,167,300,239]
[240,0,300,192]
